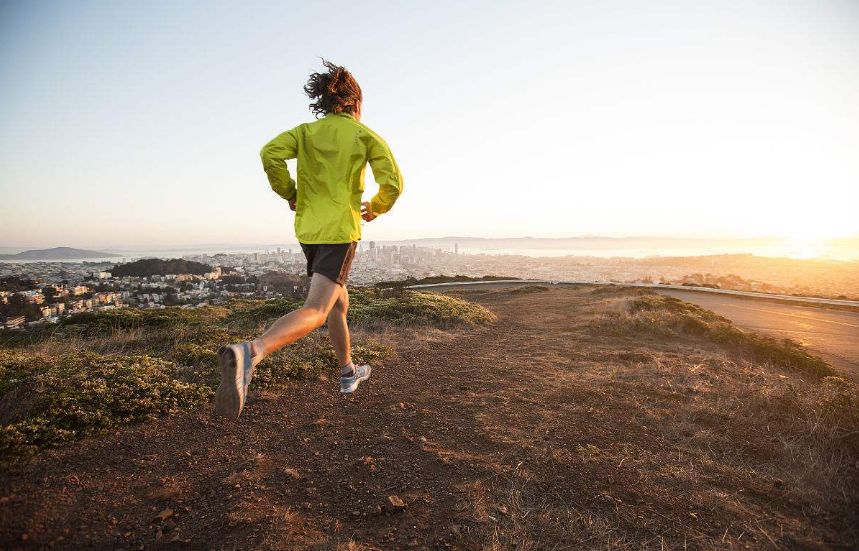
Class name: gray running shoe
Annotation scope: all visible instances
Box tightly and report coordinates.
[214,342,254,419]
[340,364,371,394]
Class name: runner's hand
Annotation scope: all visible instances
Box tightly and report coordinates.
[361,201,377,222]
[289,199,296,211]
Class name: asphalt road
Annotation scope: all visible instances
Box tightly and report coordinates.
[656,289,859,380]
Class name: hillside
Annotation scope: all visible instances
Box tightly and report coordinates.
[0,286,857,549]
[0,247,119,260]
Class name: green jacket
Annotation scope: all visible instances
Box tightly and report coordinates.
[260,112,403,244]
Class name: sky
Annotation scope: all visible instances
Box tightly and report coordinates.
[1,0,858,248]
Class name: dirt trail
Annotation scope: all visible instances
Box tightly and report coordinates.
[1,286,856,550]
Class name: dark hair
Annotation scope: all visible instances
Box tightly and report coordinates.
[304,59,362,118]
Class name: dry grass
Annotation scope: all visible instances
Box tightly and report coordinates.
[509,285,551,294]
[450,286,859,549]
[587,292,832,377]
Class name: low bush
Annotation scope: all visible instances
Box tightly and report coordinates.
[0,350,51,394]
[61,306,231,335]
[168,334,391,389]
[224,292,496,329]
[0,352,211,463]
[252,333,391,388]
[223,298,301,330]
[348,290,496,327]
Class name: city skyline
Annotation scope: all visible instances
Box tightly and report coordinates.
[2,1,858,247]
[3,240,857,330]
[4,233,859,262]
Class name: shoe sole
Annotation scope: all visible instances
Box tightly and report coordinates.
[341,366,371,394]
[214,346,243,419]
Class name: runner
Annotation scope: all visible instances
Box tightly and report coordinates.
[214,60,403,419]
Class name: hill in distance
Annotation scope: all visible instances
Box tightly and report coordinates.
[0,247,120,260]
[111,258,212,277]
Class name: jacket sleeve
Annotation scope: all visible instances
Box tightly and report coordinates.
[260,127,299,202]
[366,130,403,215]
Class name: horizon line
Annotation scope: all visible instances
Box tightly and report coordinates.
[3,234,859,251]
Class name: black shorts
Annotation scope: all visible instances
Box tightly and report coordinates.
[300,242,357,286]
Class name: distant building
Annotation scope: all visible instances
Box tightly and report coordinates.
[21,290,45,304]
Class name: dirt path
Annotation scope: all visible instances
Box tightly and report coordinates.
[1,286,856,550]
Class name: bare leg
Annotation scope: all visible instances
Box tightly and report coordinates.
[326,285,351,368]
[252,273,342,357]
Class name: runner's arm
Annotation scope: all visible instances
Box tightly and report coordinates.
[366,132,403,216]
[260,128,299,203]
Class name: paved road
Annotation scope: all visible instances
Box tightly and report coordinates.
[656,289,859,380]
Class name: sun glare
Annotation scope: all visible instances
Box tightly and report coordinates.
[775,217,846,259]
[785,237,823,260]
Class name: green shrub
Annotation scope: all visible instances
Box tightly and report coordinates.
[349,290,496,327]
[251,333,391,387]
[0,325,58,348]
[223,292,495,329]
[61,305,231,335]
[171,342,219,366]
[0,350,51,394]
[0,352,211,463]
[167,334,391,389]
[224,299,301,329]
